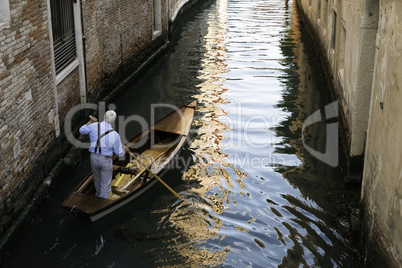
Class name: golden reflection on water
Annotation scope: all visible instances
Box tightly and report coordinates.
[159,0,247,265]
[184,0,247,203]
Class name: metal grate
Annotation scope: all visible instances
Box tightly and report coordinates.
[50,0,76,74]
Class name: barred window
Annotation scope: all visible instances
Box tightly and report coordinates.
[50,0,76,74]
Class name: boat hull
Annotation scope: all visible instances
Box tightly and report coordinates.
[90,168,168,221]
[62,101,196,221]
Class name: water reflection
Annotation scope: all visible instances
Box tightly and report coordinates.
[156,0,248,264]
[162,0,360,266]
[3,0,361,267]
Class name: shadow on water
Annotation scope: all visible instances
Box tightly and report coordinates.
[274,0,338,207]
[270,2,362,267]
[2,0,362,267]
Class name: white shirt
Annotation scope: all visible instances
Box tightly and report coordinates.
[79,121,125,157]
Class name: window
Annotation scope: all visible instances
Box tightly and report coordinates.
[0,0,10,25]
[153,0,161,33]
[331,11,337,49]
[49,0,76,74]
[339,24,346,80]
[318,0,322,20]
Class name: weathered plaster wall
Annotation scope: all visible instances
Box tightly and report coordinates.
[168,0,205,37]
[169,0,189,22]
[362,0,402,265]
[297,0,377,158]
[298,0,402,265]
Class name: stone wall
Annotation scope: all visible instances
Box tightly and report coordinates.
[362,0,402,266]
[168,0,206,37]
[296,0,378,161]
[0,0,56,236]
[0,0,207,250]
[169,0,189,22]
[296,0,402,266]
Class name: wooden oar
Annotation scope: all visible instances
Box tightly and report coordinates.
[127,150,183,200]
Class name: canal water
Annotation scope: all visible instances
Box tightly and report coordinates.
[3,0,362,267]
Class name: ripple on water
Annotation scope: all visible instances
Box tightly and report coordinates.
[161,0,360,267]
[2,0,360,267]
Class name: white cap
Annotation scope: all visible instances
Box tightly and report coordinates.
[104,110,117,124]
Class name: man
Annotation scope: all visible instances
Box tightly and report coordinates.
[79,110,128,198]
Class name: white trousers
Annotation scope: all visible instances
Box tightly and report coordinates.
[90,153,113,199]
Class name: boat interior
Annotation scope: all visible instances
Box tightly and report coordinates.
[76,130,181,200]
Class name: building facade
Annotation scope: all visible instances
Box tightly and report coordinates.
[0,0,202,248]
[296,0,402,266]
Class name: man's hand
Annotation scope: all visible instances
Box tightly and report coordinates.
[123,145,129,153]
[86,115,98,125]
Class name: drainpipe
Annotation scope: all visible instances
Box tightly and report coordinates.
[73,0,87,104]
[167,0,170,38]
[80,0,88,102]
[46,0,61,137]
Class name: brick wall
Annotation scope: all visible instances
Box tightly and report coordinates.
[82,0,169,97]
[0,0,205,246]
[0,0,173,239]
[57,69,80,121]
[0,0,56,235]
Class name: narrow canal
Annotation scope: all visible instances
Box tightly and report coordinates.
[3,0,362,267]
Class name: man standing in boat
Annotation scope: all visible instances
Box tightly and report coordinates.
[79,110,128,199]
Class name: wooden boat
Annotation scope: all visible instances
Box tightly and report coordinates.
[62,101,196,221]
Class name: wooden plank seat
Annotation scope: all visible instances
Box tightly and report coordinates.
[113,165,139,175]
